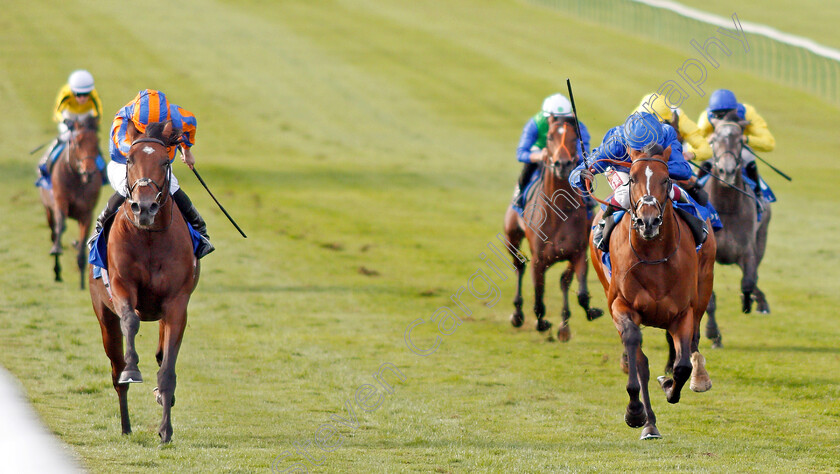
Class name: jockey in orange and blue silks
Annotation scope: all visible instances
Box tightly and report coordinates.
[90,89,213,258]
[513,93,591,211]
[569,112,721,251]
[696,89,776,201]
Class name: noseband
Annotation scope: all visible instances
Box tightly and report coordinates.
[126,137,172,209]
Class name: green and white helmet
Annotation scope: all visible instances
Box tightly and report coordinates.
[541,93,573,117]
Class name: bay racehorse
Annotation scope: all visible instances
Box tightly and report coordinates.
[503,117,602,341]
[588,145,715,439]
[89,120,199,443]
[702,117,772,347]
[39,116,103,288]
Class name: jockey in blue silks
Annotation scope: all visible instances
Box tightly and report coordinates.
[569,112,721,251]
[512,93,591,213]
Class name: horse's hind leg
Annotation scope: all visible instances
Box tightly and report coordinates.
[573,251,602,321]
[664,333,675,375]
[752,287,770,314]
[705,291,722,348]
[738,254,758,314]
[50,209,65,256]
[659,312,694,404]
[96,305,131,434]
[556,264,574,341]
[53,254,62,283]
[156,300,189,444]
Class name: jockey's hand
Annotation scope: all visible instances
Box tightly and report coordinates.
[182,147,196,170]
[684,151,696,161]
[579,168,595,185]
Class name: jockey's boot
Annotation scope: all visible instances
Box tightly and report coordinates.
[173,189,215,259]
[745,161,764,213]
[695,160,713,180]
[513,162,540,207]
[593,205,620,252]
[673,207,708,246]
[88,192,125,249]
[36,139,60,178]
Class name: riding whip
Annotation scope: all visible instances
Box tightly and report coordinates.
[565,78,588,166]
[743,144,792,181]
[29,137,56,155]
[190,167,248,238]
[686,160,757,201]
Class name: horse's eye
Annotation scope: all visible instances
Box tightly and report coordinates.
[662,179,669,185]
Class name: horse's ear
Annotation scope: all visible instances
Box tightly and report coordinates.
[162,120,173,139]
[663,145,672,161]
[710,117,720,128]
[738,120,751,130]
[629,148,644,162]
[126,120,140,143]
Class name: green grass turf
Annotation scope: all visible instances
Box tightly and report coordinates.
[1,0,839,472]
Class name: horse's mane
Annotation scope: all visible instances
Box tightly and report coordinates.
[80,115,99,132]
[641,142,664,158]
[145,121,183,148]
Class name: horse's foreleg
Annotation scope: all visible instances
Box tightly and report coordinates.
[96,305,131,435]
[532,261,551,332]
[612,301,645,429]
[50,209,66,256]
[111,293,142,385]
[573,251,603,321]
[156,301,188,444]
[664,333,676,375]
[705,291,722,347]
[660,312,694,404]
[77,219,91,290]
[556,265,574,341]
[739,253,758,314]
[508,233,527,328]
[635,346,660,439]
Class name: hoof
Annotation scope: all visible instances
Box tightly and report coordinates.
[536,318,552,333]
[556,323,571,342]
[690,376,712,393]
[49,245,62,256]
[118,369,143,384]
[586,308,604,321]
[640,425,661,440]
[625,402,646,428]
[711,335,723,349]
[510,312,524,328]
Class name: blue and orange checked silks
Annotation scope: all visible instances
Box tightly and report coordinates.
[109,89,197,164]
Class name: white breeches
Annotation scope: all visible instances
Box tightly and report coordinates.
[108,161,180,197]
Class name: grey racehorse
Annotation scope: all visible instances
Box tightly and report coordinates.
[702,118,772,347]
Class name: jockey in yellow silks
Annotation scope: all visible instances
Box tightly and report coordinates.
[37,70,107,181]
[696,89,776,198]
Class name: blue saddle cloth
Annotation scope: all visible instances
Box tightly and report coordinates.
[35,141,108,189]
[697,169,774,222]
[90,214,203,278]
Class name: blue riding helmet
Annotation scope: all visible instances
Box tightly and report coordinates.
[621,112,663,151]
[709,89,738,111]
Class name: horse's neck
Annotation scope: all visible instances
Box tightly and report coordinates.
[540,165,580,210]
[709,172,751,213]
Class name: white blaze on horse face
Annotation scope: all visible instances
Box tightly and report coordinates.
[645,166,653,195]
[143,146,154,155]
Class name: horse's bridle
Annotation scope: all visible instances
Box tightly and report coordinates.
[544,121,577,179]
[626,156,681,266]
[66,128,100,181]
[126,137,172,210]
[711,121,744,170]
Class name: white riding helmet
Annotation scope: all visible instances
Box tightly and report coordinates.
[68,70,95,94]
[541,93,573,117]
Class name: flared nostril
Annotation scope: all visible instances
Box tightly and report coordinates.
[130,202,141,215]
